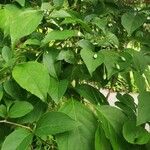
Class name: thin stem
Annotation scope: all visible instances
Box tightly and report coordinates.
[35,51,43,61]
[0,120,54,148]
[106,89,111,100]
[0,120,33,132]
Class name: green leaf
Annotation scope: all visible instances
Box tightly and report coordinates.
[115,101,135,118]
[0,4,40,42]
[17,98,47,124]
[137,91,150,125]
[61,17,91,32]
[35,112,78,136]
[101,50,118,78]
[41,2,52,11]
[2,46,12,63]
[121,13,146,36]
[89,0,98,4]
[24,39,41,46]
[43,50,60,78]
[48,76,68,103]
[123,120,150,145]
[8,101,33,118]
[92,17,108,33]
[96,105,129,150]
[4,80,26,100]
[116,93,136,112]
[15,0,25,7]
[1,5,21,36]
[0,105,7,118]
[115,94,136,119]
[103,32,119,47]
[12,61,50,101]
[96,105,127,134]
[75,84,107,104]
[1,128,33,150]
[57,50,75,64]
[3,100,13,111]
[10,9,43,46]
[0,125,11,148]
[134,72,146,92]
[50,10,71,18]
[42,30,80,45]
[144,68,150,87]
[146,141,150,150]
[53,0,64,8]
[0,9,5,30]
[117,52,132,70]
[132,51,147,73]
[126,49,147,74]
[81,49,104,75]
[0,85,3,101]
[95,125,111,150]
[78,39,95,50]
[102,51,132,78]
[56,99,97,150]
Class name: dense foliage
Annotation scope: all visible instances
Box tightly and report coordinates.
[0,0,150,149]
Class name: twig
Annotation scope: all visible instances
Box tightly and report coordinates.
[106,88,111,99]
[0,120,33,132]
[0,120,54,148]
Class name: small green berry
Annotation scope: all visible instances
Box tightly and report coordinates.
[120,56,126,61]
[115,64,120,70]
[93,54,97,59]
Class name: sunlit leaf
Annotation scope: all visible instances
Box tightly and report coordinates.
[12,61,49,101]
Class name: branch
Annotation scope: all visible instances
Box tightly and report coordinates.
[0,120,54,148]
[0,120,33,132]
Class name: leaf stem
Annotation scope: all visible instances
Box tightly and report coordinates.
[0,120,54,148]
[0,120,33,132]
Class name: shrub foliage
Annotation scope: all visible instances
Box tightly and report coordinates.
[0,0,150,149]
